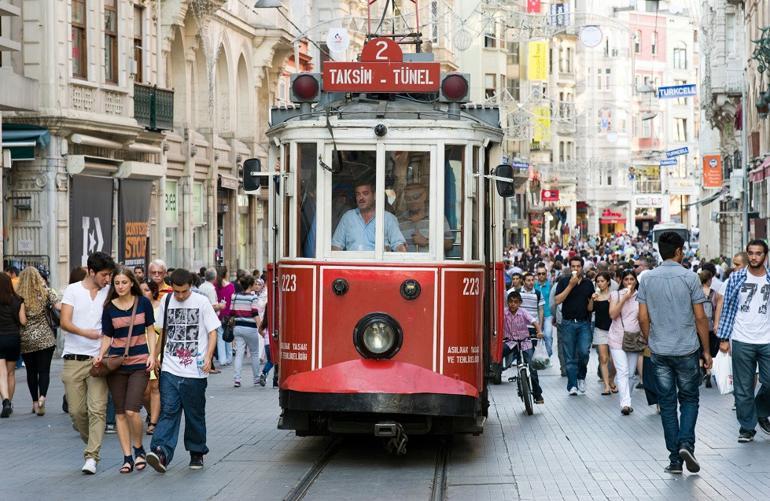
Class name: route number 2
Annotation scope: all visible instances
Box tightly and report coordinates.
[462,277,480,296]
[375,40,388,60]
[281,274,297,292]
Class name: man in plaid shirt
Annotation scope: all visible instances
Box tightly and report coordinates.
[504,291,544,404]
[716,240,770,443]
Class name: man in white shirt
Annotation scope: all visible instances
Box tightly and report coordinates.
[59,251,115,474]
[147,268,221,473]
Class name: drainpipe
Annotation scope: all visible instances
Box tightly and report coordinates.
[46,139,59,289]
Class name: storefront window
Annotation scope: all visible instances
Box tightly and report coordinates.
[297,143,317,258]
[445,145,464,259]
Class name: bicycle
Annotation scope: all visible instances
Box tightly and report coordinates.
[504,337,538,416]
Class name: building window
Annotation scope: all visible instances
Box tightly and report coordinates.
[674,118,688,141]
[104,0,118,83]
[484,74,496,99]
[506,78,520,100]
[633,31,641,53]
[484,33,496,48]
[597,68,602,89]
[566,47,573,73]
[673,43,687,69]
[430,0,439,43]
[72,0,87,78]
[605,68,611,89]
[651,31,657,55]
[507,41,520,65]
[134,6,144,82]
[641,118,652,138]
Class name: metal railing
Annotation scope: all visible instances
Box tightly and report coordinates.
[134,83,174,131]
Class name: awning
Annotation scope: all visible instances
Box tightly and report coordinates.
[750,156,770,182]
[684,188,726,208]
[600,217,625,224]
[1,124,50,161]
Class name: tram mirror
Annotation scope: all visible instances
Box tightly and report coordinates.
[242,158,265,192]
[493,164,515,198]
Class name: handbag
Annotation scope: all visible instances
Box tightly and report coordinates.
[44,294,60,334]
[618,292,646,353]
[90,299,138,378]
[222,316,235,343]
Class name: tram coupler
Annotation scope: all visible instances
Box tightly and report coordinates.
[374,422,408,456]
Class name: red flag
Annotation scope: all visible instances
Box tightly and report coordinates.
[527,0,541,13]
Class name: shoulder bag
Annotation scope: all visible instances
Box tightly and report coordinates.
[618,291,646,353]
[90,299,138,378]
[44,291,61,334]
[157,293,173,371]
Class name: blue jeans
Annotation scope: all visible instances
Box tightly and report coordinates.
[262,344,274,376]
[216,326,232,365]
[106,393,116,426]
[731,340,770,434]
[559,320,593,390]
[150,372,209,464]
[651,350,701,464]
[503,343,542,399]
[542,320,553,357]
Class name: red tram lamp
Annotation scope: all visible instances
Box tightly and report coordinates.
[290,73,322,116]
[440,73,470,119]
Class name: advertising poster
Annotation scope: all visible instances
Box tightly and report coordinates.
[119,179,153,268]
[70,176,114,268]
[702,154,723,188]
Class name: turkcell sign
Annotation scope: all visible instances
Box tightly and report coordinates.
[660,159,678,166]
[322,37,440,93]
[657,84,697,99]
[666,147,689,158]
[511,161,529,169]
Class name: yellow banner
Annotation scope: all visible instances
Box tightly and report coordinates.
[533,106,551,142]
[527,41,548,81]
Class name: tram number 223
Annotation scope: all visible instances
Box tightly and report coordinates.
[462,277,480,296]
[281,274,297,292]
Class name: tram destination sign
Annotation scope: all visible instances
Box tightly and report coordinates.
[323,37,440,93]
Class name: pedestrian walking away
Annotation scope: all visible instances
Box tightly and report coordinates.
[96,267,157,473]
[17,266,60,416]
[716,239,770,442]
[554,256,595,395]
[0,272,27,418]
[638,232,711,475]
[230,274,264,387]
[58,251,116,474]
[147,268,221,473]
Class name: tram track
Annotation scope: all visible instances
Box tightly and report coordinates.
[283,436,453,501]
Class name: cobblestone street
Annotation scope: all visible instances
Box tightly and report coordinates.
[1,357,769,501]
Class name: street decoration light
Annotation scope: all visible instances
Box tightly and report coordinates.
[751,26,770,119]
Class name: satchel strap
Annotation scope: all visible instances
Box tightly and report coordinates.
[122,298,139,357]
[158,293,173,369]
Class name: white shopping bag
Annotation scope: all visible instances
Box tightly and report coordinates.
[530,340,551,370]
[712,351,733,395]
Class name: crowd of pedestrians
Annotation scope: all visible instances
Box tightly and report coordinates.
[0,252,275,476]
[503,231,770,475]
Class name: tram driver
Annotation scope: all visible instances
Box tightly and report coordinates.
[331,180,407,252]
[398,183,454,253]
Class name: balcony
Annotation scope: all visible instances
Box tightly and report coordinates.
[134,83,174,131]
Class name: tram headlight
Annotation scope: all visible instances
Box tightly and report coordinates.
[353,313,403,360]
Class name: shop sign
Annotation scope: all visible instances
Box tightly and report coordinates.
[636,196,663,208]
[541,189,560,201]
[322,37,440,93]
[666,147,689,158]
[702,154,723,188]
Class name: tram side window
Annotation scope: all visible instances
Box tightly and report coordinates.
[282,144,290,258]
[472,146,480,261]
[297,143,317,258]
[445,145,464,259]
[329,150,383,252]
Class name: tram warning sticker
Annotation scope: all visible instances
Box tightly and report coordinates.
[446,345,480,364]
[281,342,308,361]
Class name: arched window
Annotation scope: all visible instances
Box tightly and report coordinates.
[673,42,687,69]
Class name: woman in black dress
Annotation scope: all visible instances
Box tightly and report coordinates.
[0,272,27,417]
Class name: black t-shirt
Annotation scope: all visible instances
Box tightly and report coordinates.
[0,296,23,336]
[554,276,594,321]
[593,299,612,330]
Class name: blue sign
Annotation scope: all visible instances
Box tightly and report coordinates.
[660,159,678,166]
[666,147,689,158]
[511,161,529,169]
[657,84,697,99]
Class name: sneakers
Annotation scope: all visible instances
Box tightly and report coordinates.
[577,380,586,394]
[568,387,578,396]
[758,417,770,435]
[678,448,700,473]
[146,448,167,473]
[1,399,12,418]
[81,458,97,474]
[738,431,755,443]
[621,406,633,416]
[259,373,267,387]
[664,462,683,474]
[105,424,116,434]
[635,382,644,390]
[233,380,241,388]
[189,453,204,470]
[534,397,545,404]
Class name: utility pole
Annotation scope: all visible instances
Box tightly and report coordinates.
[741,76,750,248]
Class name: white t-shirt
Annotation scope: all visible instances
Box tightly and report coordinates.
[710,276,723,294]
[732,272,770,344]
[158,292,221,378]
[61,281,110,357]
[198,281,218,306]
[715,280,728,297]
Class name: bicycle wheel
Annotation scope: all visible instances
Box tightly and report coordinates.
[520,367,534,415]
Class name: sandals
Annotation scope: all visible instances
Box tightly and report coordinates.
[610,385,618,394]
[120,457,135,474]
[134,446,147,471]
[146,423,156,435]
[601,390,612,396]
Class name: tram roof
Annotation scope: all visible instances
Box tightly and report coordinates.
[269,95,502,135]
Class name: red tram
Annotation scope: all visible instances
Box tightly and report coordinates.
[243,37,514,444]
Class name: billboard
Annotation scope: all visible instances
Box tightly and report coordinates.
[527,41,549,82]
[702,154,723,188]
